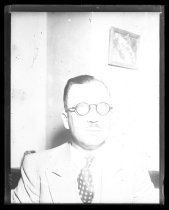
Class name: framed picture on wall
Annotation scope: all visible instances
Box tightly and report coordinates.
[108,27,140,69]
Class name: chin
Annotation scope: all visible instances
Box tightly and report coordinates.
[80,140,105,150]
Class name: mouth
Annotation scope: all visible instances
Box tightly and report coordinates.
[86,128,101,133]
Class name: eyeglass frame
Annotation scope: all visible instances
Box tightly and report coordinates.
[65,102,113,116]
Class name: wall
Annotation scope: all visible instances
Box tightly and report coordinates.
[11,12,160,170]
[11,13,47,168]
[46,12,93,149]
[92,12,160,171]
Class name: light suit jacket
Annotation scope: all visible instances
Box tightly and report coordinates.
[11,143,159,203]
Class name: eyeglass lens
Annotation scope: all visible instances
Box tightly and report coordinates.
[76,103,90,115]
[76,103,110,116]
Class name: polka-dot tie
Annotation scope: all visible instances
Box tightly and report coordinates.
[77,156,94,203]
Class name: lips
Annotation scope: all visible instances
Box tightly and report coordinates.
[85,123,102,133]
[86,128,101,133]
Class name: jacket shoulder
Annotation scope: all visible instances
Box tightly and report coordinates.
[22,143,69,172]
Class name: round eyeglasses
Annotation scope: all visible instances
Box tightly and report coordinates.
[65,102,113,116]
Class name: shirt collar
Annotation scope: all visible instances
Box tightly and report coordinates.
[70,141,110,169]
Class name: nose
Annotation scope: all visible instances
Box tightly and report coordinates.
[87,105,100,122]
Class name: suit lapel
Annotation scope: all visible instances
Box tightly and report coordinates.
[100,147,133,203]
[45,143,81,203]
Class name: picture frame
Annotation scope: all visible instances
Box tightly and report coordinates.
[108,27,140,69]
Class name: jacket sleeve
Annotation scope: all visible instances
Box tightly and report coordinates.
[11,154,40,203]
[131,166,159,203]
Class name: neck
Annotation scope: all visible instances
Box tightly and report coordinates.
[71,140,107,157]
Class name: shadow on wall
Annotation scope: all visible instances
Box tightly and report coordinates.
[47,126,71,149]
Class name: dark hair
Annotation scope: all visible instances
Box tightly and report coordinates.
[63,75,108,109]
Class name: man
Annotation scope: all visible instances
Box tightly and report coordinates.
[11,75,158,203]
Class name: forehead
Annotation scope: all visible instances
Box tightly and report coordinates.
[67,81,111,106]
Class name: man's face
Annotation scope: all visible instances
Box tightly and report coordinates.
[64,81,112,150]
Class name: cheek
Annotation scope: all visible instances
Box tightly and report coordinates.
[68,115,85,133]
[100,116,111,127]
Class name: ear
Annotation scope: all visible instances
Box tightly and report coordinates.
[61,111,70,130]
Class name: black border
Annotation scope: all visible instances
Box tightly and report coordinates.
[4,5,165,206]
[5,5,163,12]
[159,9,165,205]
[4,6,11,205]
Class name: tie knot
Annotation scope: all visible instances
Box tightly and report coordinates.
[85,156,94,168]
